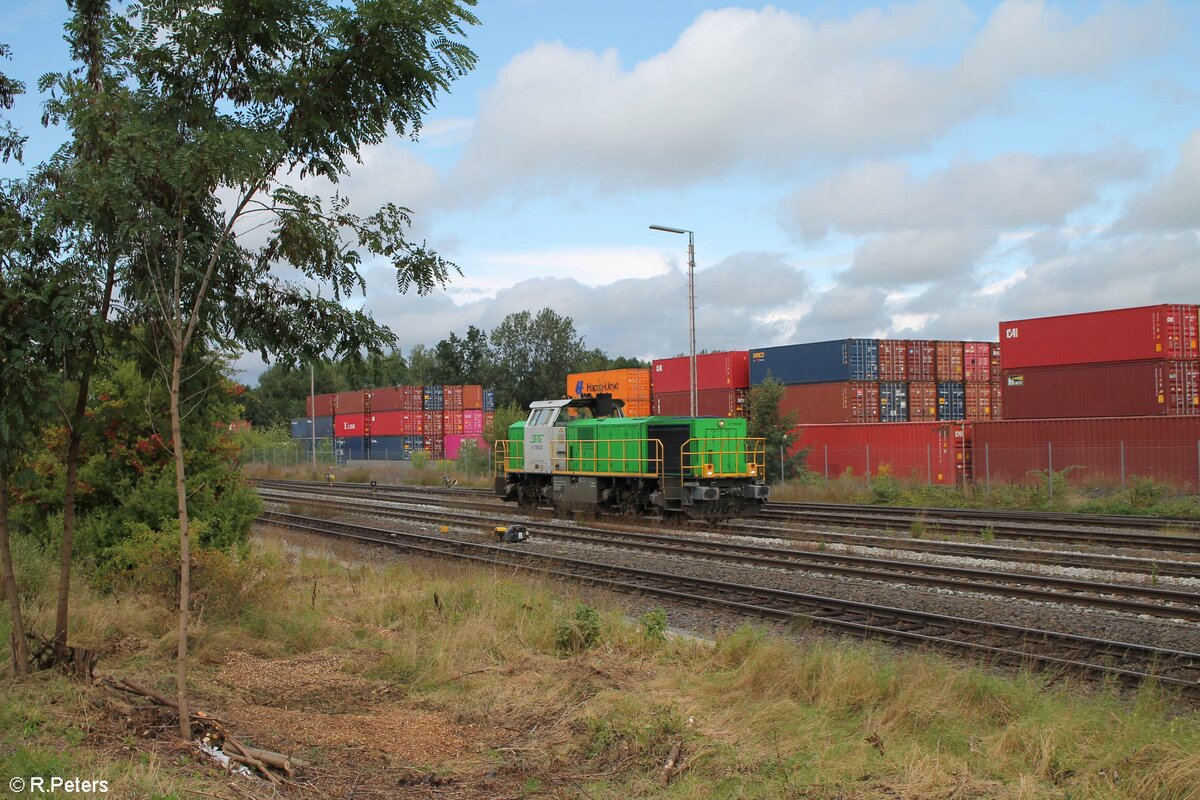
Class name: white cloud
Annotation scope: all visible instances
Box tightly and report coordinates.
[847,228,999,286]
[1118,130,1200,232]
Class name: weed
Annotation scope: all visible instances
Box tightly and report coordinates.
[979,525,995,544]
[639,608,668,644]
[910,516,927,539]
[555,603,602,655]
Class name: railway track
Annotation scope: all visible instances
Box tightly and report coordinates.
[258,488,1200,621]
[254,479,1200,579]
[255,508,1200,697]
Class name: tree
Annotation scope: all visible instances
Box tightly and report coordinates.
[483,404,526,449]
[747,377,804,483]
[406,344,437,385]
[41,0,477,739]
[489,309,588,408]
[430,324,489,384]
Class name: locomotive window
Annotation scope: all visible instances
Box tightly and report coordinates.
[528,408,555,426]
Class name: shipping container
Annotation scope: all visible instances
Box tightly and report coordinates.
[335,390,366,414]
[780,382,880,424]
[878,382,908,423]
[445,434,487,461]
[878,339,909,382]
[443,410,465,435]
[963,342,993,384]
[483,411,495,432]
[652,388,748,418]
[463,409,484,434]
[749,339,879,385]
[990,343,1001,377]
[908,382,938,421]
[935,341,964,382]
[790,422,966,486]
[651,351,751,394]
[965,382,991,421]
[444,384,464,411]
[368,436,410,460]
[334,413,366,437]
[422,384,445,410]
[306,393,336,418]
[567,369,651,406]
[367,411,406,437]
[936,382,965,421]
[999,304,1200,369]
[423,409,444,435]
[334,436,366,460]
[463,385,483,410]
[369,387,405,412]
[290,418,309,439]
[1000,361,1200,419]
[906,340,937,382]
[427,436,446,460]
[971,416,1200,489]
[991,382,1003,421]
[482,388,496,412]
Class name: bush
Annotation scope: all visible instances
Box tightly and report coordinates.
[555,603,602,655]
[640,608,668,643]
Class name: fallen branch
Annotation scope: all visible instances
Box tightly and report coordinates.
[101,675,227,725]
[227,752,281,787]
[225,737,295,777]
[659,739,683,786]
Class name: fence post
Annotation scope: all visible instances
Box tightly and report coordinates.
[1048,441,1053,498]
[779,444,784,485]
[824,445,829,483]
[985,442,990,495]
[926,443,931,485]
[1120,440,1125,487]
[865,444,871,488]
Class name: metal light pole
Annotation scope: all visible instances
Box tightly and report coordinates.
[309,363,317,472]
[649,224,697,417]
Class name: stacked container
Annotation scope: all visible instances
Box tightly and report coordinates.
[566,368,652,416]
[651,351,750,418]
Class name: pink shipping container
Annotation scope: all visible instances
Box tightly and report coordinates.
[463,385,483,410]
[334,413,366,437]
[906,341,937,382]
[970,416,1200,489]
[964,342,993,384]
[443,384,464,411]
[965,382,991,421]
[462,410,484,434]
[652,388,747,418]
[908,382,938,421]
[790,422,967,486]
[878,339,908,382]
[1000,361,1200,419]
[999,304,1199,369]
[651,351,751,394]
[307,393,336,417]
[443,410,465,435]
[444,434,486,461]
[335,390,366,414]
[780,382,880,425]
[936,341,964,382]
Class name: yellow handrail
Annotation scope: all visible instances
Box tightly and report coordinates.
[678,437,766,482]
[559,438,664,477]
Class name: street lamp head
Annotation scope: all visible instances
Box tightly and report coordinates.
[649,224,689,235]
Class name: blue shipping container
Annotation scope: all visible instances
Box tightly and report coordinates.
[368,436,408,460]
[879,382,909,423]
[335,436,366,461]
[936,382,966,421]
[749,339,879,385]
[291,416,334,439]
[482,388,495,412]
[423,384,445,410]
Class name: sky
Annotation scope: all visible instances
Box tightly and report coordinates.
[3,1,1199,385]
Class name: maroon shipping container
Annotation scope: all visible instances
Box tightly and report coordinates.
[790,422,966,486]
[990,343,1001,376]
[906,341,936,382]
[963,342,992,384]
[306,393,336,418]
[651,351,751,394]
[401,385,423,411]
[335,390,366,414]
[908,382,938,421]
[991,382,1003,421]
[652,389,747,418]
[999,304,1200,369]
[443,384,464,411]
[463,385,483,410]
[423,410,443,435]
[369,387,405,412]
[1001,361,1199,419]
[780,382,880,425]
[965,382,991,421]
[971,416,1200,489]
[427,437,446,460]
[334,413,366,437]
[935,341,964,382]
[443,410,465,435]
[878,339,908,382]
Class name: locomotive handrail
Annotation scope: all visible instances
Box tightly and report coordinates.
[678,437,766,484]
[558,437,665,478]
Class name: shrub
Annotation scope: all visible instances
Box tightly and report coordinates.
[555,603,602,655]
[639,608,668,643]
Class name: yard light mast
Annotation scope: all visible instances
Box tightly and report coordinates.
[649,224,697,417]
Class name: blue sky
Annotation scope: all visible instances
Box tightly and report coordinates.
[3,1,1199,383]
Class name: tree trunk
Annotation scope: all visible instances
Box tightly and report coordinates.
[169,347,192,740]
[54,381,89,661]
[0,468,31,675]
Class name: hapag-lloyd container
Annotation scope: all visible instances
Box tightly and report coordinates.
[1001,361,1200,419]
[566,369,651,414]
[878,340,908,382]
[652,388,747,418]
[999,304,1200,369]
[749,339,879,385]
[936,341,964,382]
[936,382,965,420]
[965,382,991,421]
[445,434,486,460]
[780,382,880,424]
[334,413,366,437]
[651,351,750,394]
[879,382,908,423]
[789,422,966,486]
[964,342,993,384]
[906,341,937,382]
[908,382,938,421]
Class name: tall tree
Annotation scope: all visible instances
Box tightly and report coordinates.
[747,377,803,482]
[489,309,588,408]
[430,324,489,384]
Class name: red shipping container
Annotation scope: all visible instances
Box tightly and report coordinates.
[427,437,446,460]
[443,410,465,435]
[999,304,1199,369]
[878,339,908,382]
[483,411,495,432]
[463,385,483,410]
[369,387,405,412]
[935,341,964,382]
[445,434,486,460]
[462,410,484,434]
[908,382,938,421]
[334,413,366,437]
[423,410,443,435]
[906,341,936,382]
[964,382,991,421]
[780,382,880,424]
[368,410,406,436]
[335,390,366,414]
[651,351,751,394]
[306,393,336,417]
[443,385,464,411]
[652,389,746,418]
[991,382,1003,421]
[401,385,422,411]
[791,422,966,486]
[1000,361,1199,419]
[971,416,1200,489]
[964,342,993,384]
[990,343,1001,375]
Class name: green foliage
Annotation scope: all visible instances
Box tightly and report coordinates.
[554,602,602,655]
[484,404,526,448]
[489,308,590,408]
[1129,476,1169,509]
[639,608,668,643]
[410,449,430,471]
[747,376,805,482]
[454,439,490,477]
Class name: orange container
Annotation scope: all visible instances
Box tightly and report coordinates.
[566,369,651,412]
[462,384,483,409]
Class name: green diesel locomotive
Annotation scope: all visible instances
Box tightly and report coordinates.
[494,395,768,519]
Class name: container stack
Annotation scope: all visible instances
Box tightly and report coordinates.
[293,383,492,462]
[650,351,750,417]
[998,305,1200,419]
[566,368,652,416]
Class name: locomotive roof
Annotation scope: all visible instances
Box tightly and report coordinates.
[529,396,626,411]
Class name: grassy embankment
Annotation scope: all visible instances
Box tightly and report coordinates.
[2,531,1199,799]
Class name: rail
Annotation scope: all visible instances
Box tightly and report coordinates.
[680,436,766,481]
